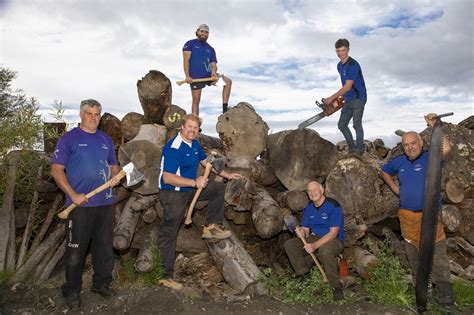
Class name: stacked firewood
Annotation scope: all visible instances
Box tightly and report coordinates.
[1,70,472,293]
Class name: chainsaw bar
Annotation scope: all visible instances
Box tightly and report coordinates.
[415,118,444,313]
[298,112,326,128]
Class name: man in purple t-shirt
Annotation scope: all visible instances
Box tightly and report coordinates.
[183,24,232,115]
[51,99,120,311]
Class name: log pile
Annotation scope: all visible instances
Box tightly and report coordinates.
[2,70,472,297]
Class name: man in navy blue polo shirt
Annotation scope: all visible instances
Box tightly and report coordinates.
[381,113,453,312]
[51,99,120,310]
[284,181,345,300]
[157,114,242,289]
[183,24,232,115]
[324,38,367,156]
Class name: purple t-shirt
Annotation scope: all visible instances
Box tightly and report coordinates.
[51,127,118,207]
[183,38,217,79]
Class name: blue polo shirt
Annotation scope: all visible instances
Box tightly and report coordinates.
[183,38,217,79]
[337,57,367,101]
[301,198,345,241]
[51,127,118,207]
[159,133,206,192]
[382,151,430,211]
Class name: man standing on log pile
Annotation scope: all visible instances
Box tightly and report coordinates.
[157,114,242,289]
[284,181,345,301]
[51,99,120,311]
[381,113,454,313]
[183,24,232,115]
[324,38,367,157]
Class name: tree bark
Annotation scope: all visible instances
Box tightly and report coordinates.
[131,124,167,150]
[114,195,142,250]
[134,224,159,273]
[131,194,159,212]
[216,102,269,160]
[121,112,145,141]
[227,157,279,187]
[137,70,172,125]
[32,234,64,281]
[98,112,122,149]
[343,246,378,279]
[197,133,224,152]
[265,128,339,190]
[163,104,186,130]
[0,150,21,271]
[29,194,63,254]
[224,178,256,212]
[37,238,66,282]
[251,186,284,238]
[457,199,473,244]
[142,207,158,224]
[441,204,461,233]
[276,190,308,212]
[443,178,465,204]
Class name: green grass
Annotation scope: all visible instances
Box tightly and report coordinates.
[453,278,474,310]
[121,241,164,287]
[0,271,13,285]
[260,268,336,305]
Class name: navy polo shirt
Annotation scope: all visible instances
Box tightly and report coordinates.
[159,133,206,192]
[337,57,367,101]
[301,198,345,241]
[183,38,217,79]
[382,151,430,211]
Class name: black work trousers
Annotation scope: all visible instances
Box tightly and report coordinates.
[62,204,115,296]
[157,181,225,278]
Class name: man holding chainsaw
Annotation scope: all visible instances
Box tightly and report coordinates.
[51,99,120,311]
[183,23,232,115]
[324,38,367,156]
[283,181,345,300]
[157,114,242,289]
[381,114,454,312]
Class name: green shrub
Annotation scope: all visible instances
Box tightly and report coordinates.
[120,240,164,287]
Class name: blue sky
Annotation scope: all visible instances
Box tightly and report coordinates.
[1,0,472,147]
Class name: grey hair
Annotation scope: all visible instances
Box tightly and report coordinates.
[80,99,102,112]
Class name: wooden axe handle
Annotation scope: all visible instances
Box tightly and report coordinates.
[184,163,213,225]
[57,169,126,219]
[176,77,217,86]
[299,236,329,283]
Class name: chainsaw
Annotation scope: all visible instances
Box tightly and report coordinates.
[298,96,344,129]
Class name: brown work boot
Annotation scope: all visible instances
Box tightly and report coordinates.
[159,278,183,291]
[202,223,232,239]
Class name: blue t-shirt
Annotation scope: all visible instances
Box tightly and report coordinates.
[382,151,430,211]
[337,57,367,101]
[51,127,118,207]
[183,38,217,79]
[301,198,345,241]
[159,133,207,192]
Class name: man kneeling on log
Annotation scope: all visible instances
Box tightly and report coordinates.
[157,114,242,289]
[284,181,346,301]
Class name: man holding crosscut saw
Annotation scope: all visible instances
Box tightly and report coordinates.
[182,24,232,115]
[157,114,242,289]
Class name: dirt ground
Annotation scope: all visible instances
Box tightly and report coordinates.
[1,282,412,315]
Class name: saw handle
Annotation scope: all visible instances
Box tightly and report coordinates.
[176,77,217,86]
[298,235,329,283]
[433,112,453,119]
[57,170,126,219]
[184,163,213,225]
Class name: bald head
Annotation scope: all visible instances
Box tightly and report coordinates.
[402,131,423,160]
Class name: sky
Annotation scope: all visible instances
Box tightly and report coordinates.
[1,0,473,148]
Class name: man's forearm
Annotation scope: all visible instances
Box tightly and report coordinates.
[381,171,399,195]
[163,172,196,188]
[51,165,77,198]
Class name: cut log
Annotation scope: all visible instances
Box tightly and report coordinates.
[131,194,159,212]
[224,178,256,212]
[455,236,474,257]
[135,224,159,273]
[0,150,21,271]
[457,199,473,244]
[276,190,308,212]
[325,157,399,226]
[115,186,132,204]
[131,124,167,150]
[137,70,172,125]
[142,206,158,224]
[441,204,461,233]
[118,140,161,195]
[114,195,142,250]
[216,102,269,160]
[372,138,390,159]
[227,157,279,187]
[443,178,465,204]
[29,194,63,254]
[163,104,186,130]
[11,223,65,283]
[32,234,64,281]
[458,115,474,130]
[265,128,339,190]
[121,112,145,141]
[251,186,284,238]
[343,216,367,246]
[37,238,66,282]
[17,165,43,269]
[343,246,378,279]
[197,133,224,152]
[98,112,122,149]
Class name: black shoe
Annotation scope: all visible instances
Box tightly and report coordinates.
[223,103,228,113]
[333,286,345,301]
[64,293,81,311]
[91,286,116,298]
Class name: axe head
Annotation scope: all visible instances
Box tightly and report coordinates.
[283,214,299,234]
[122,162,145,186]
[207,153,227,174]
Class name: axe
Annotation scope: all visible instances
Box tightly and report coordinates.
[184,153,227,225]
[176,74,225,87]
[284,214,329,283]
[57,162,144,219]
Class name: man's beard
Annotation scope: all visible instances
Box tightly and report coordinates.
[198,36,207,42]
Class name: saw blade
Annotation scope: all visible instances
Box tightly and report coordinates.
[415,119,444,313]
[298,112,326,128]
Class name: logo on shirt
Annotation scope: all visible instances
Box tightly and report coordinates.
[321,212,329,220]
[414,163,422,171]
[101,144,109,150]
[53,149,59,158]
[78,144,88,147]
